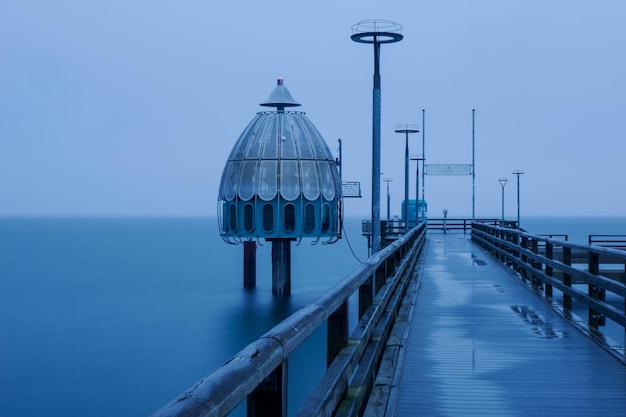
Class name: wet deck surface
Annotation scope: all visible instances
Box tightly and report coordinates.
[395,234,626,416]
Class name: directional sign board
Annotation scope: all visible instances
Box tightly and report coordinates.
[425,164,472,175]
[342,181,362,198]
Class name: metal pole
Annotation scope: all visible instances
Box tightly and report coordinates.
[395,125,419,233]
[337,138,342,180]
[472,109,475,222]
[499,177,508,225]
[351,20,403,253]
[404,131,409,232]
[384,178,392,220]
[421,109,425,211]
[415,159,420,226]
[372,41,381,252]
[516,175,520,228]
[411,156,423,224]
[512,170,524,229]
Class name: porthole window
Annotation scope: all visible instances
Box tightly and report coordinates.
[321,204,330,233]
[244,204,254,232]
[304,203,315,233]
[284,204,295,233]
[229,204,237,233]
[263,204,274,233]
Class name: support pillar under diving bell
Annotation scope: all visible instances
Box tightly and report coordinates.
[243,240,256,289]
[270,239,292,295]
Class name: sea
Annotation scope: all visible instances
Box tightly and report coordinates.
[1,216,625,417]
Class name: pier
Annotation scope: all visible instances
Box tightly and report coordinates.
[151,221,626,417]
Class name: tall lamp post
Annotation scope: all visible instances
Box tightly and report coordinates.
[384,178,393,220]
[498,177,508,226]
[395,124,419,233]
[411,155,425,224]
[352,20,403,254]
[512,170,524,229]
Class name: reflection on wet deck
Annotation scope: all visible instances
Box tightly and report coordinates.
[395,234,626,417]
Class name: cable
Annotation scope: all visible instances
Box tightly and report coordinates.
[342,221,365,264]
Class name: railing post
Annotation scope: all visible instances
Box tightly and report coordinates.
[506,229,515,267]
[531,238,542,289]
[563,246,572,311]
[520,235,528,282]
[327,300,349,367]
[378,259,389,291]
[545,241,553,297]
[498,227,506,263]
[588,251,606,328]
[247,361,288,417]
[359,276,374,319]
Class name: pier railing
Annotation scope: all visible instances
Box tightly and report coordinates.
[378,218,501,238]
[471,222,626,359]
[427,217,500,233]
[152,222,427,417]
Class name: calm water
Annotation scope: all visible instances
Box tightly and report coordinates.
[1,216,625,416]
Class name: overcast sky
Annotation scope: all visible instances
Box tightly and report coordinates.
[1,1,624,219]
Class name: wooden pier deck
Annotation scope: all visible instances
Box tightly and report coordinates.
[394,234,626,416]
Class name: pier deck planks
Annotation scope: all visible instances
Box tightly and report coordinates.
[395,234,626,416]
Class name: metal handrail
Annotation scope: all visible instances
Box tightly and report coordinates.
[589,234,626,249]
[152,223,427,417]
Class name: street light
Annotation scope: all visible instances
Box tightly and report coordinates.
[384,178,393,220]
[512,170,524,229]
[351,20,403,254]
[395,124,419,233]
[498,177,508,225]
[411,155,425,225]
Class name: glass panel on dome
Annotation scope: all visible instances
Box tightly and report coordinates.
[280,117,297,159]
[319,161,335,200]
[301,117,330,159]
[335,168,343,198]
[244,131,262,159]
[238,161,258,201]
[232,116,259,160]
[313,132,333,160]
[223,162,241,201]
[261,115,278,159]
[280,160,300,201]
[291,118,314,159]
[258,161,278,201]
[218,165,229,199]
[301,161,320,200]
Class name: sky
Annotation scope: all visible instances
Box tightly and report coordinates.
[1,0,625,219]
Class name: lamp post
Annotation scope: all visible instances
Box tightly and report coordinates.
[395,124,419,233]
[411,155,425,225]
[384,178,393,221]
[512,170,524,229]
[351,20,403,254]
[421,109,426,205]
[498,177,508,226]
